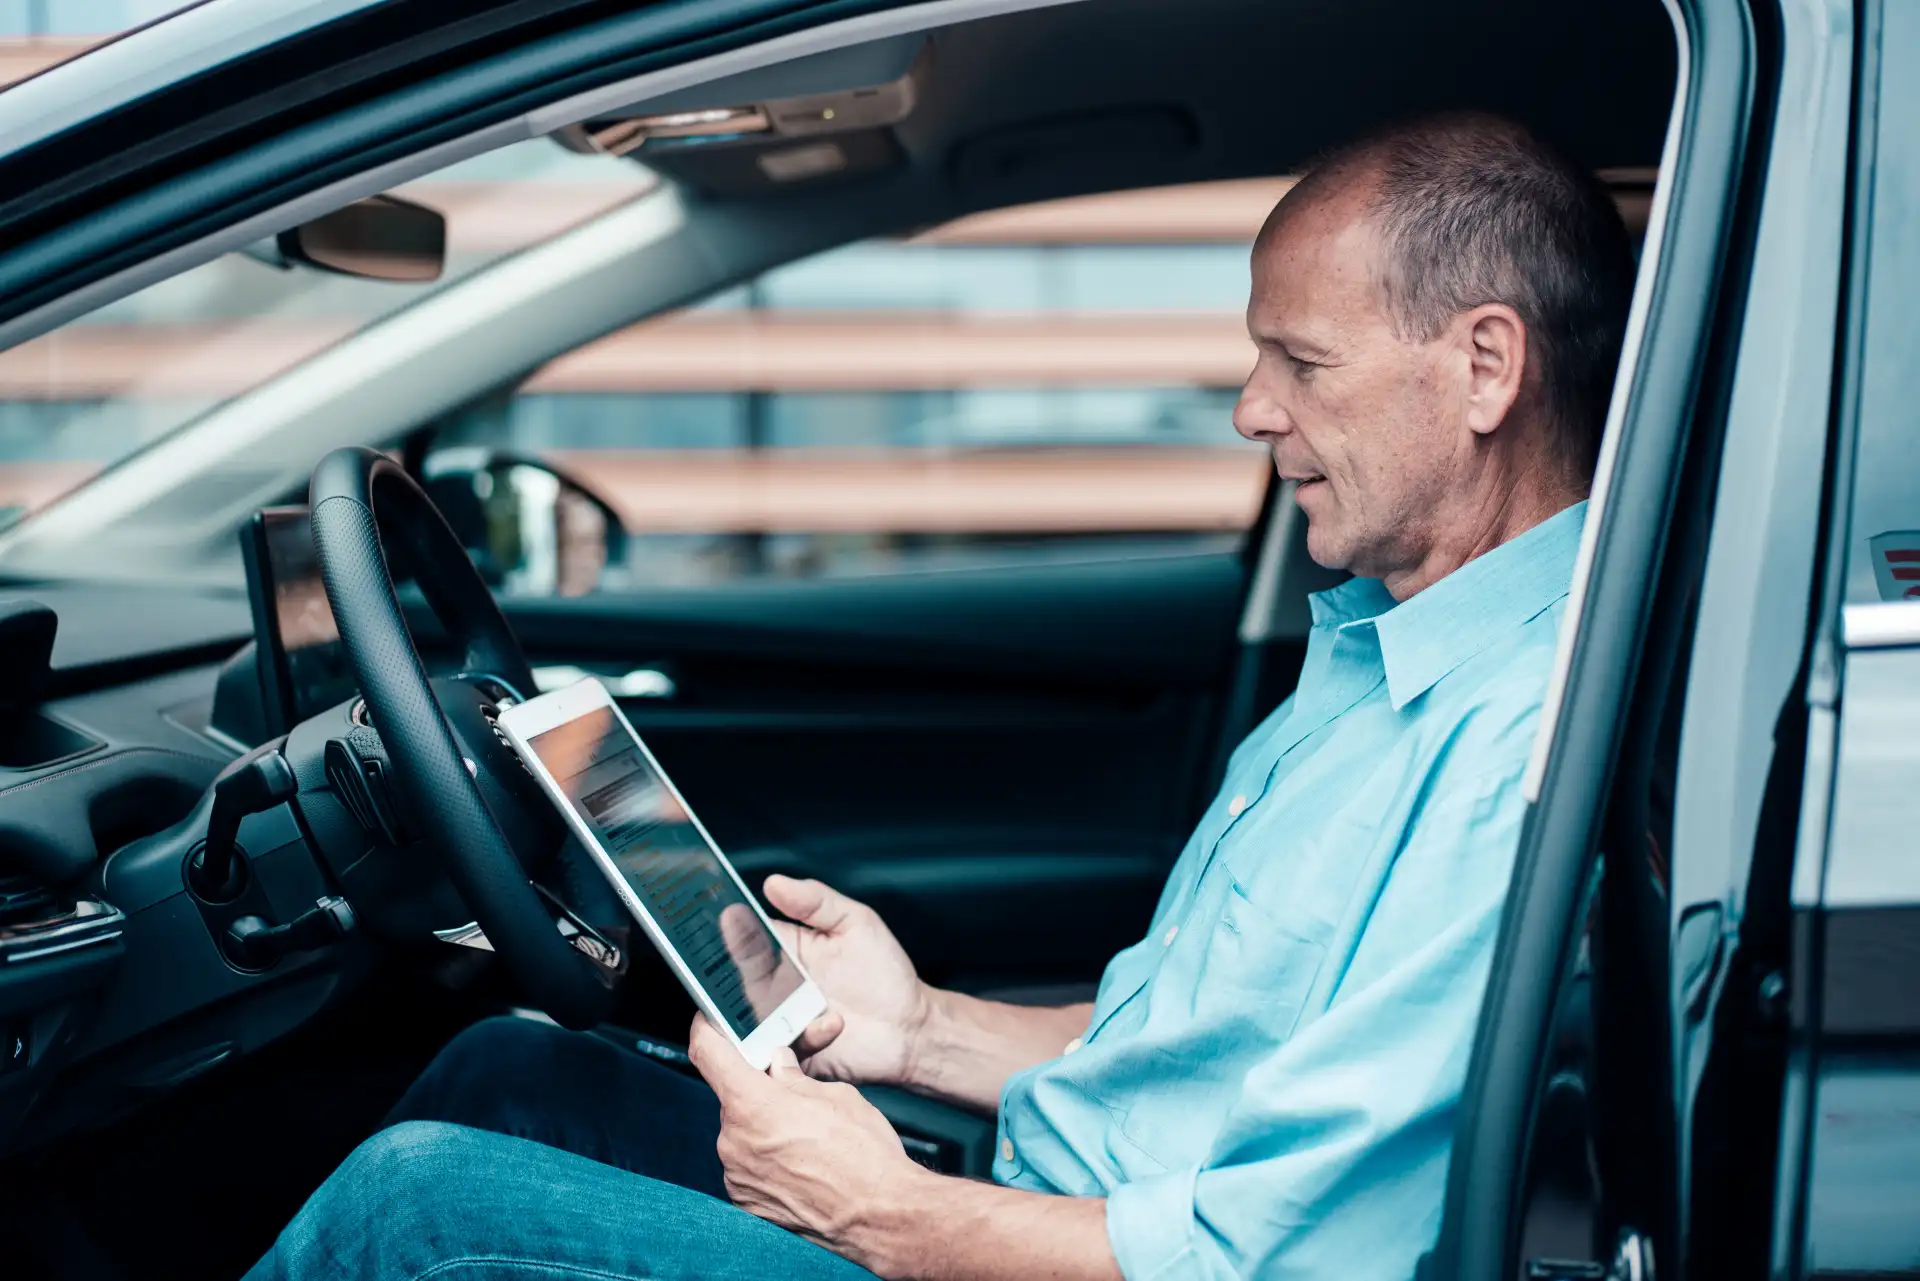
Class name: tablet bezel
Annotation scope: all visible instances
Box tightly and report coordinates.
[496,676,826,1069]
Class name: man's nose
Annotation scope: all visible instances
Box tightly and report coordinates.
[1232,374,1291,443]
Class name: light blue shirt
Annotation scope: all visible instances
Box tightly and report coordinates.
[993,502,1588,1280]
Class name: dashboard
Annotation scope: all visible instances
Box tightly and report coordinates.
[0,533,376,1156]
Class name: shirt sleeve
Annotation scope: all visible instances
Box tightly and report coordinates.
[1105,760,1532,1281]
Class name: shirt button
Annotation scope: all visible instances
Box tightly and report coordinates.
[1163,924,1179,947]
[1064,1037,1083,1055]
[1227,794,1249,817]
[1000,1137,1015,1162]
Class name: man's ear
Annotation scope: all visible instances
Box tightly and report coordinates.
[1458,303,1527,436]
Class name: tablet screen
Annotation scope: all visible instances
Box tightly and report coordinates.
[527,705,804,1038]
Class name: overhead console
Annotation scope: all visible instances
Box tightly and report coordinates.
[552,36,929,195]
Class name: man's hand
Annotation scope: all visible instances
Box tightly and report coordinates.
[762,874,1095,1110]
[761,875,930,1087]
[688,1013,931,1265]
[690,1014,1123,1281]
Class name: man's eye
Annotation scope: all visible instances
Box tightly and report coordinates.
[1285,352,1319,376]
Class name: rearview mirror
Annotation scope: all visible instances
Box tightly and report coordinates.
[246,194,446,282]
[422,449,628,597]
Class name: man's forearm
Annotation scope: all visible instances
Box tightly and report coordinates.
[849,1169,1122,1281]
[903,990,1092,1112]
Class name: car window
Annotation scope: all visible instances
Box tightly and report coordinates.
[1844,0,1920,607]
[428,181,1279,589]
[0,139,652,530]
[1,1,187,37]
[0,2,187,77]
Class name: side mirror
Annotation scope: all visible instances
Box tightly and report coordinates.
[245,195,446,282]
[422,450,628,597]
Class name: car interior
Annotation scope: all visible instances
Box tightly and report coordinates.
[0,0,1681,1276]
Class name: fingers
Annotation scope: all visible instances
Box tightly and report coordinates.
[687,1012,763,1099]
[791,1008,846,1061]
[766,1044,807,1082]
[763,875,862,933]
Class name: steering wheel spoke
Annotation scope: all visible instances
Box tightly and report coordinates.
[432,885,625,975]
[535,882,625,972]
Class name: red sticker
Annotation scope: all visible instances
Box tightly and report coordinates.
[1869,531,1920,601]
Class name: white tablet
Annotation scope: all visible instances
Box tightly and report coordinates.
[495,677,827,1069]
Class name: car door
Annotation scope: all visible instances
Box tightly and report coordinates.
[1774,1,1920,1271]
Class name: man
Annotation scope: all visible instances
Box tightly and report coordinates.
[246,111,1636,1281]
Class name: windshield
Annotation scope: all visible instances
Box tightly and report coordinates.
[2,2,201,85]
[0,140,652,530]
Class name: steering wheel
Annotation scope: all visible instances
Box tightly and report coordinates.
[309,446,625,1029]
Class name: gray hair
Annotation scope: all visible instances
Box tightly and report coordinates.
[1291,113,1637,471]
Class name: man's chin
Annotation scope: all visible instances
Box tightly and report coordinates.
[1295,498,1349,570]
[1302,525,1349,571]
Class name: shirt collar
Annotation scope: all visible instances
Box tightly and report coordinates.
[1306,500,1588,711]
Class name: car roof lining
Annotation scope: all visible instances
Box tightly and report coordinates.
[602,0,1675,208]
[917,0,1674,209]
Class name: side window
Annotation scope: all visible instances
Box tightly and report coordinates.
[430,182,1279,590]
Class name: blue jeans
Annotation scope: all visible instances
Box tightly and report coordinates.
[244,1016,876,1281]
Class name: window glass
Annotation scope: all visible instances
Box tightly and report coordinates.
[1,1,188,38]
[1847,0,1920,605]
[431,185,1277,589]
[0,140,651,528]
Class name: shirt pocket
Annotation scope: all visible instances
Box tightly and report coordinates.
[1193,875,1327,1042]
[1221,800,1383,943]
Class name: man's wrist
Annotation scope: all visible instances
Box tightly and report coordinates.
[896,980,946,1093]
[840,1170,1124,1281]
[840,1159,950,1279]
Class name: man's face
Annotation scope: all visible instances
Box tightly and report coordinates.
[1233,186,1468,578]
